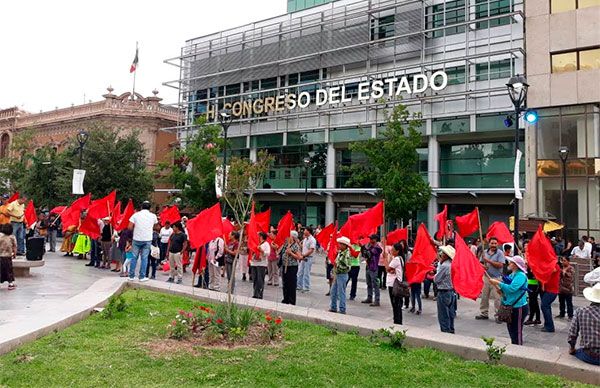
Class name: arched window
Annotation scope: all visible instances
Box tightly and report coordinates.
[0,133,10,159]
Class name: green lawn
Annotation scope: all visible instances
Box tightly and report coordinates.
[0,290,588,387]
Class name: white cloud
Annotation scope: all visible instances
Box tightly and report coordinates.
[0,0,285,112]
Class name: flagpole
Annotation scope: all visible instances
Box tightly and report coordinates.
[476,207,483,249]
[132,41,138,99]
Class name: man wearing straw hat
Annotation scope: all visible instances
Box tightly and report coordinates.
[435,245,457,334]
[329,236,355,314]
[567,283,600,365]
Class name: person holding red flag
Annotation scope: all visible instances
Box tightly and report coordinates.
[127,201,158,282]
[251,232,270,299]
[361,234,383,307]
[383,242,406,324]
[435,245,457,333]
[280,230,302,305]
[329,236,357,314]
[476,237,506,323]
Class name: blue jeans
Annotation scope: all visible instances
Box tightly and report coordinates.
[330,273,349,313]
[11,222,25,254]
[437,290,457,333]
[129,240,151,279]
[365,269,380,302]
[297,256,313,291]
[410,283,422,311]
[573,349,600,366]
[540,291,557,332]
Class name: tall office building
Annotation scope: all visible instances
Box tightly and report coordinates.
[169,0,539,232]
[523,0,600,240]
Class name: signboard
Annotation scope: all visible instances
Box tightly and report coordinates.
[72,169,86,195]
[206,71,448,119]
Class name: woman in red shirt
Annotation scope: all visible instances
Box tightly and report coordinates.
[540,262,560,333]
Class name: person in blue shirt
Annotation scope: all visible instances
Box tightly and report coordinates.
[490,255,529,345]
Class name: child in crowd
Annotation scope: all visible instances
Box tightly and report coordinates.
[0,223,18,290]
[122,241,134,277]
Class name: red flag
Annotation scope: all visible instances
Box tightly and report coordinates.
[527,225,557,284]
[192,245,209,275]
[87,191,116,219]
[274,211,294,246]
[159,205,181,226]
[451,234,485,300]
[50,206,66,214]
[186,203,223,249]
[222,218,235,236]
[386,228,408,245]
[79,215,101,239]
[247,203,260,255]
[405,223,436,283]
[7,192,19,204]
[435,205,448,240]
[255,208,271,233]
[328,222,339,265]
[115,199,134,232]
[24,200,37,228]
[455,208,480,237]
[60,206,80,232]
[111,201,122,229]
[315,223,335,250]
[486,221,514,244]
[339,202,384,243]
[70,193,91,212]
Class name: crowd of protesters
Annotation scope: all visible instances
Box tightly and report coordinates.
[1,194,598,366]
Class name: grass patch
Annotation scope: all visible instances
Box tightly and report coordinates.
[0,290,589,387]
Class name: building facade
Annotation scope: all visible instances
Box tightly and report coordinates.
[0,88,180,203]
[169,0,530,231]
[524,0,600,241]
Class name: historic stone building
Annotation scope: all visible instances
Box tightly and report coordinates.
[0,87,180,203]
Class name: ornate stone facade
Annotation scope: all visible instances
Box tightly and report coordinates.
[0,88,180,203]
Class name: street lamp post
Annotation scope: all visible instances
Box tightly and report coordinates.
[76,129,89,170]
[303,156,312,226]
[506,75,529,249]
[217,109,233,213]
[559,146,569,239]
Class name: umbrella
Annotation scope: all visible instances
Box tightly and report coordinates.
[50,206,67,214]
[543,221,564,233]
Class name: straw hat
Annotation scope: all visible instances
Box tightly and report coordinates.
[439,245,455,259]
[336,236,351,247]
[507,255,527,272]
[583,283,600,304]
[290,230,298,238]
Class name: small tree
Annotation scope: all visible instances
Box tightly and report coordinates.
[347,103,431,224]
[222,150,273,306]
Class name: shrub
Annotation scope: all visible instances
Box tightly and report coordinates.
[167,310,198,340]
[370,328,407,349]
[101,294,128,319]
[482,337,506,364]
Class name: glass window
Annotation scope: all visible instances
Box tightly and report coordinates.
[250,133,283,148]
[551,52,577,73]
[445,65,466,85]
[476,112,512,132]
[537,115,561,159]
[370,14,395,41]
[579,0,600,8]
[579,48,600,71]
[475,0,512,29]
[288,73,299,86]
[228,136,247,150]
[561,114,587,158]
[287,130,326,145]
[336,149,373,188]
[475,59,514,81]
[263,145,326,189]
[440,142,524,188]
[425,0,466,38]
[330,127,372,142]
[550,0,576,12]
[432,116,470,134]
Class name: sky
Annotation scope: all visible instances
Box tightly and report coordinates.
[0,0,285,112]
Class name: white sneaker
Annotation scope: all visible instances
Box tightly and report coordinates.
[138,277,149,282]
[127,277,135,281]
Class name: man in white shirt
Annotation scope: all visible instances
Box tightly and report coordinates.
[582,236,593,259]
[159,222,173,262]
[571,240,591,260]
[128,201,158,282]
[208,237,224,291]
[297,227,316,293]
[251,232,270,299]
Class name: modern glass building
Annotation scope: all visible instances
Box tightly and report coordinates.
[524,0,600,240]
[167,0,528,231]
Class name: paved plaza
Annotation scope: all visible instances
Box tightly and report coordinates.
[0,248,587,354]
